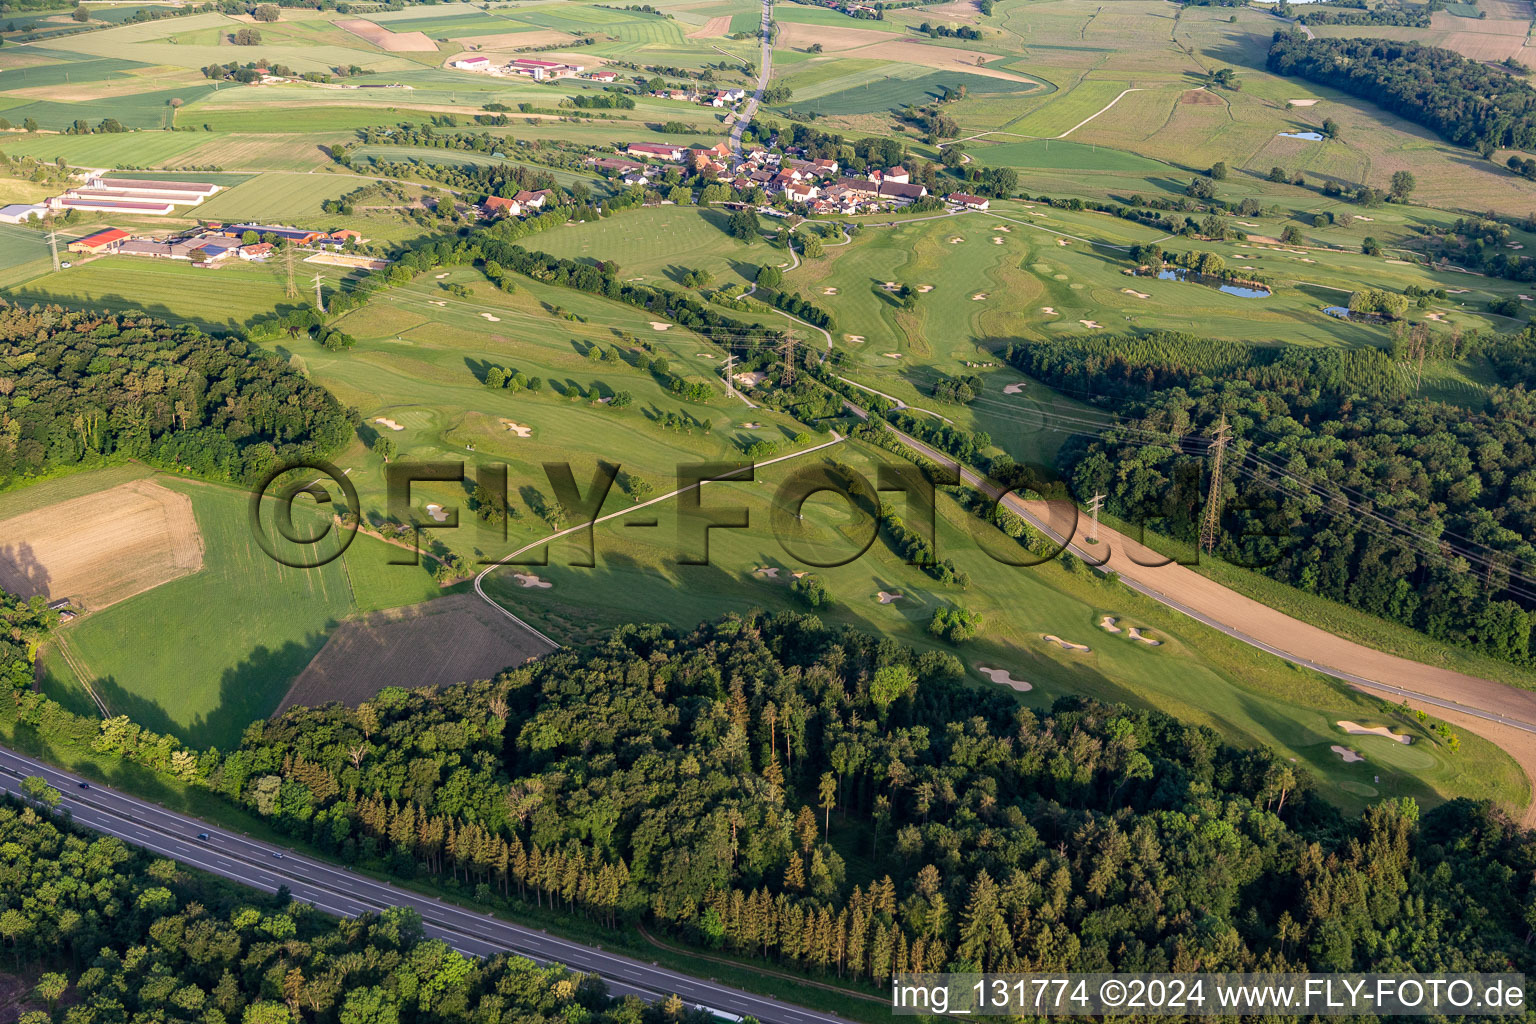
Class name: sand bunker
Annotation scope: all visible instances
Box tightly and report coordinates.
[649,322,671,330]
[876,590,902,604]
[742,421,762,429]
[1337,721,1413,744]
[424,503,450,523]
[1127,627,1161,646]
[435,273,448,279]
[1043,634,1090,652]
[1122,288,1150,299]
[1288,98,1318,106]
[1098,615,1122,633]
[844,334,865,343]
[733,371,767,387]
[1425,311,1447,321]
[480,313,501,322]
[948,237,964,244]
[1331,745,1364,763]
[997,226,1011,232]
[977,665,1032,692]
[1056,238,1069,246]
[512,572,552,589]
[431,300,447,307]
[992,237,1004,244]
[499,420,532,437]
[375,417,404,431]
[1003,383,1025,395]
[1041,307,1057,315]
[917,284,933,293]
[971,293,989,301]
[1079,320,1104,329]
[754,566,780,578]
[823,287,838,295]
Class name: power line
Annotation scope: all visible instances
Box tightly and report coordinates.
[1200,414,1230,553]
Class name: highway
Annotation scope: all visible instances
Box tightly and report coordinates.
[0,745,843,1024]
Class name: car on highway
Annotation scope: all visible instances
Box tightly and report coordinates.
[272,852,284,859]
[77,781,89,789]
[196,833,210,841]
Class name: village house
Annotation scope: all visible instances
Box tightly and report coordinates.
[482,195,524,217]
[945,192,990,211]
[512,188,554,210]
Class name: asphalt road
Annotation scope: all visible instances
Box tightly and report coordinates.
[0,745,845,1024]
[731,0,773,158]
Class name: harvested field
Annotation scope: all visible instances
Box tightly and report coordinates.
[334,18,438,51]
[834,39,1042,82]
[1181,88,1220,105]
[275,593,551,712]
[686,15,731,38]
[0,479,203,612]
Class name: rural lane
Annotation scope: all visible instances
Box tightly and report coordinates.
[842,409,1536,822]
[0,746,846,1024]
[731,0,774,158]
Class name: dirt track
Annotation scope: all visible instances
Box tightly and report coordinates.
[894,429,1536,824]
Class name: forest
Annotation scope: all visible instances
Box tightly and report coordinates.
[0,306,352,487]
[1267,31,1536,151]
[10,612,1536,988]
[0,591,55,691]
[0,796,703,1024]
[1009,336,1536,666]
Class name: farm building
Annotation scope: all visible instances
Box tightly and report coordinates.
[507,58,583,80]
[879,181,928,204]
[226,224,325,244]
[0,204,45,224]
[945,192,990,210]
[67,228,131,254]
[452,56,491,70]
[587,70,618,83]
[240,243,274,260]
[627,142,687,162]
[50,195,176,216]
[90,177,219,201]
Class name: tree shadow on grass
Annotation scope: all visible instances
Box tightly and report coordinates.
[85,631,334,751]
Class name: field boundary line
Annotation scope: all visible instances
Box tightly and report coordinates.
[52,632,109,718]
[1055,86,1142,139]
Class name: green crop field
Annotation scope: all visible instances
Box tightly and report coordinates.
[0,56,150,90]
[189,171,365,221]
[789,69,1044,115]
[12,256,304,332]
[0,129,210,167]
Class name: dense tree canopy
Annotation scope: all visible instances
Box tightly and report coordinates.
[0,306,351,486]
[0,797,696,1024]
[14,613,1536,987]
[1268,31,1536,151]
[1010,337,1536,665]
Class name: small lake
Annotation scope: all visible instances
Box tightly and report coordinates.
[1324,305,1387,324]
[1278,131,1324,141]
[1155,267,1271,299]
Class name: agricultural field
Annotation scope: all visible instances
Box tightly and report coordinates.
[0,478,204,612]
[29,469,452,748]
